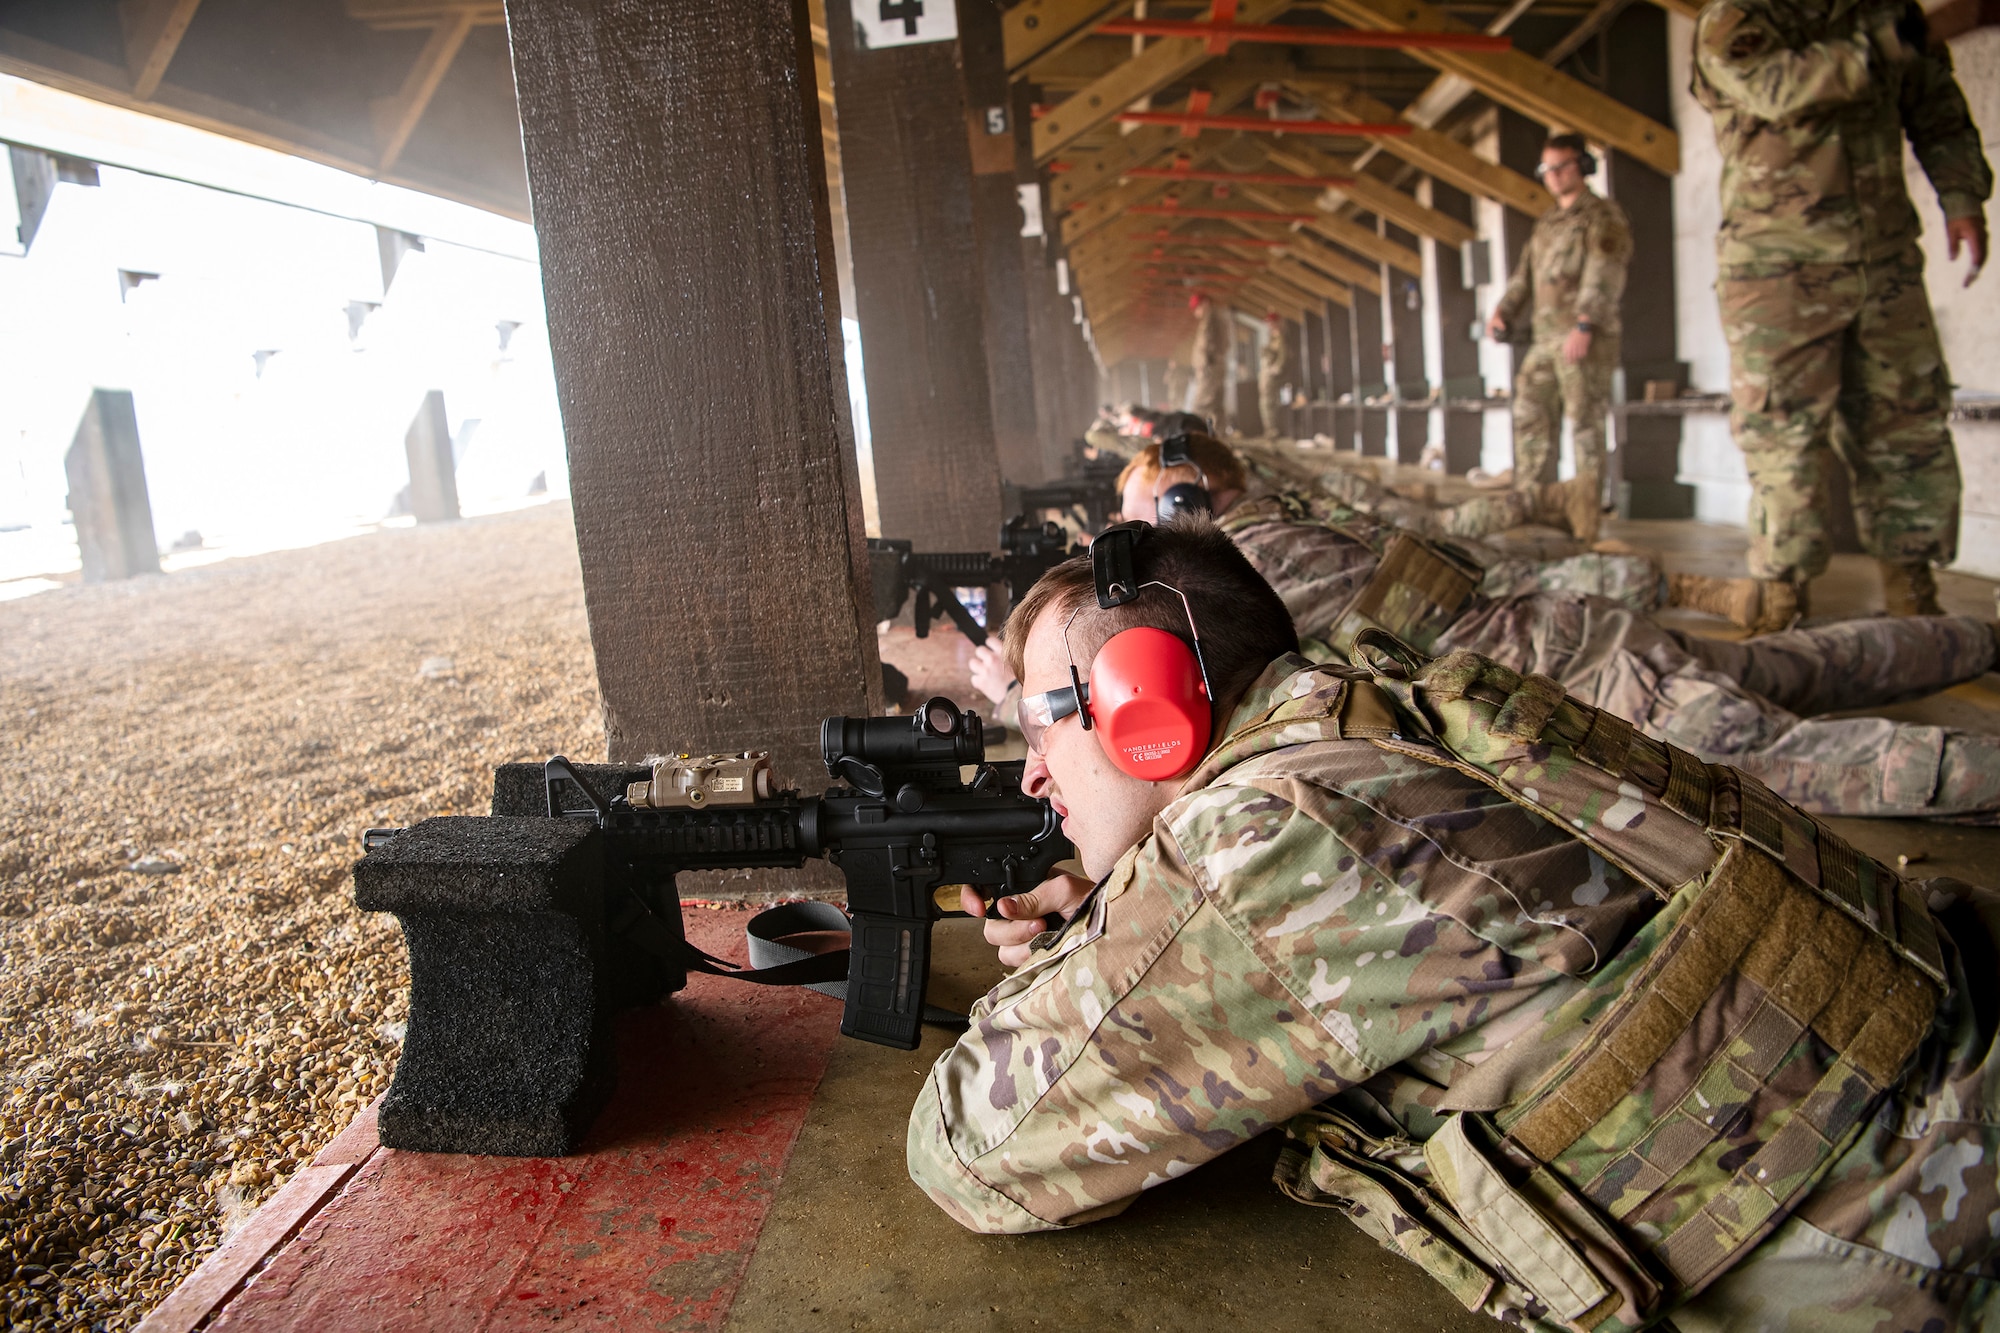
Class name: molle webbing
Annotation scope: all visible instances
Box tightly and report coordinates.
[1344,646,1946,1316]
[1329,533,1484,657]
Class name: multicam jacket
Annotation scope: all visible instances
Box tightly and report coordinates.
[906,654,1667,1235]
[1258,323,1288,384]
[1492,190,1633,344]
[909,649,1971,1329]
[1691,0,1993,268]
[1191,301,1229,378]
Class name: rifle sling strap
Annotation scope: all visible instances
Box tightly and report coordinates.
[616,888,966,1026]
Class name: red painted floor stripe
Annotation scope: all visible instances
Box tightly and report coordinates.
[182,909,843,1332]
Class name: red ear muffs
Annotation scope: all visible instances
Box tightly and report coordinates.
[1087,626,1211,780]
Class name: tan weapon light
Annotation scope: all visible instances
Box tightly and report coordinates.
[627,751,775,808]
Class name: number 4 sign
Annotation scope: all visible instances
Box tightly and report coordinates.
[855,0,957,48]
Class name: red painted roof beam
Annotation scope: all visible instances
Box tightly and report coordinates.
[1157,236,1293,247]
[1123,165,1355,188]
[1114,111,1412,137]
[1096,18,1512,51]
[1131,204,1318,222]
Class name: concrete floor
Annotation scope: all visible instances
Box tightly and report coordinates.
[724,920,1496,1333]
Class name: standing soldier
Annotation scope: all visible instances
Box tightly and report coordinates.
[1486,133,1632,543]
[1187,292,1228,427]
[1162,358,1191,413]
[1257,312,1289,438]
[1695,0,1991,617]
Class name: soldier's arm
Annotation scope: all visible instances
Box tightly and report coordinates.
[907,786,1553,1233]
[1573,203,1634,332]
[1492,240,1533,330]
[908,799,1390,1232]
[1899,40,1994,222]
[1693,1,1874,123]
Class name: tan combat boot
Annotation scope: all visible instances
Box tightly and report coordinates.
[1667,574,1803,633]
[1880,560,1944,616]
[1531,478,1602,542]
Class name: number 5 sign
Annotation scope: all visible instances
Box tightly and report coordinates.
[855,0,957,48]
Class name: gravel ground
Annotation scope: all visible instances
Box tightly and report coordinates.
[0,503,605,1330]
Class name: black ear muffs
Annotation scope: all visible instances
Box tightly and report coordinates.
[1154,434,1212,520]
[1536,150,1597,180]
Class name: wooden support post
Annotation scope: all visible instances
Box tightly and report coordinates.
[1610,144,1694,518]
[1380,217,1427,463]
[1602,2,1695,521]
[505,0,879,776]
[403,389,461,523]
[1427,180,1483,473]
[1326,296,1359,450]
[64,388,160,582]
[1029,243,1095,473]
[959,0,1048,486]
[826,0,1005,549]
[1494,106,1543,477]
[1353,270,1387,456]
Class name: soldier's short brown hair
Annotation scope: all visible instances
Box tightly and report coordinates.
[1544,132,1590,163]
[1004,517,1299,722]
[1114,433,1249,497]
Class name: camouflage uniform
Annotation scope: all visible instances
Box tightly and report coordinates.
[1440,594,2000,822]
[1220,492,1664,645]
[1492,190,1631,498]
[908,653,2000,1329]
[1219,492,2000,822]
[1693,0,1992,583]
[1258,323,1289,438]
[1312,464,1563,545]
[1189,302,1230,424]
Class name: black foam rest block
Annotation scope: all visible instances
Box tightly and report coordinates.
[354,815,616,1155]
[491,762,650,818]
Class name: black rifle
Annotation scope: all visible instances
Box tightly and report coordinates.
[1003,443,1125,535]
[869,514,1082,643]
[353,697,1071,1155]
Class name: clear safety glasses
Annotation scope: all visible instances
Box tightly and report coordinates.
[1018,681,1085,755]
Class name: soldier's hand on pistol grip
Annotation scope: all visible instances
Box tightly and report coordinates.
[960,872,1095,969]
[1485,310,1509,341]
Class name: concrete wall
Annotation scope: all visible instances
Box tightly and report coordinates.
[1668,15,2000,572]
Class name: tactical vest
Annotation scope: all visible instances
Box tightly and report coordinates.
[1217,492,1485,658]
[1247,640,1946,1333]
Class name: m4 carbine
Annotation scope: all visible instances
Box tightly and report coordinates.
[869,515,1082,643]
[353,696,1070,1156]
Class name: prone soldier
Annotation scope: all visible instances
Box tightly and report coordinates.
[1120,434,2000,824]
[912,517,2000,1330]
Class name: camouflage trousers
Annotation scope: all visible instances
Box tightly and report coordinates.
[1190,357,1227,423]
[1258,373,1284,439]
[1511,331,1616,495]
[1718,246,1962,582]
[1671,876,2000,1331]
[1437,594,2000,821]
[1317,467,1542,542]
[1479,551,1663,612]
